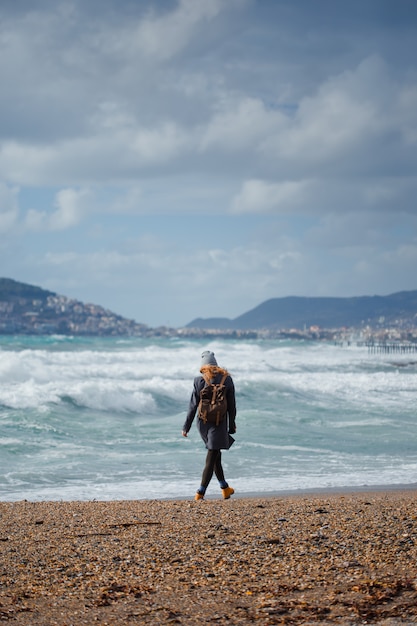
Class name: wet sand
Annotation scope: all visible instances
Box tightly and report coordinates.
[1,489,417,625]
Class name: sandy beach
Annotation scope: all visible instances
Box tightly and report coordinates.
[1,489,417,625]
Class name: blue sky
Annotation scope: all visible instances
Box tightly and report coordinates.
[1,0,417,327]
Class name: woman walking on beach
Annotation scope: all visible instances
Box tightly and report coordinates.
[182,351,236,501]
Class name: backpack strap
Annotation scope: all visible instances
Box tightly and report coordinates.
[214,374,228,426]
[208,374,227,403]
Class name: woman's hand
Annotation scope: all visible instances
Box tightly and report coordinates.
[182,430,188,437]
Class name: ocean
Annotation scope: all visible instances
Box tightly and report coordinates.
[0,335,416,501]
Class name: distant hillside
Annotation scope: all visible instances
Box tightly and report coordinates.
[0,278,55,300]
[187,291,417,330]
[4,278,417,336]
[0,278,149,336]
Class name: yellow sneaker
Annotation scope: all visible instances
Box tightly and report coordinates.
[221,486,234,499]
[195,492,204,501]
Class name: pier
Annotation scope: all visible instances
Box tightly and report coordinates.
[365,342,417,354]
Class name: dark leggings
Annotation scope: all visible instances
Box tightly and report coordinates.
[201,449,225,488]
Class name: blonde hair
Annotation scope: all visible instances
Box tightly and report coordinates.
[200,364,229,384]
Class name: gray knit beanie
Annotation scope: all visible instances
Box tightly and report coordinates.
[201,350,218,367]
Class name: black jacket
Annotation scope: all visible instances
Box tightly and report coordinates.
[183,373,236,450]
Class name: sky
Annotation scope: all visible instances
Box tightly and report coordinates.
[1,0,417,328]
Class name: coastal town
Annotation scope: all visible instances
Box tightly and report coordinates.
[0,291,148,337]
[1,282,417,346]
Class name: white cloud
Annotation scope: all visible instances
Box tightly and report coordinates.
[259,55,417,173]
[0,120,193,186]
[231,179,312,214]
[397,84,417,145]
[25,188,92,231]
[0,141,56,186]
[134,0,226,61]
[0,182,19,233]
[44,250,131,272]
[200,97,286,152]
[231,172,417,218]
[24,208,47,231]
[132,122,191,163]
[50,188,91,230]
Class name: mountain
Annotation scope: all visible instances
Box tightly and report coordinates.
[3,278,417,336]
[0,278,149,336]
[187,291,417,330]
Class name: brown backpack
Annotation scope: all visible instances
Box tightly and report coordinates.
[198,374,228,426]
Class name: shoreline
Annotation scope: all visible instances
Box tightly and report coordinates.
[4,480,417,504]
[1,488,417,624]
[230,480,417,500]
[175,481,417,502]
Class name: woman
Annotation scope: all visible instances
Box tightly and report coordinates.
[182,350,236,501]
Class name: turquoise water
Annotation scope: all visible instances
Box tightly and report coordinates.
[0,335,416,501]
